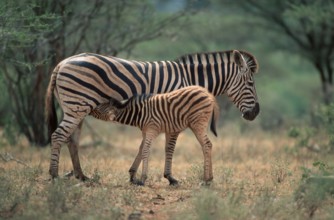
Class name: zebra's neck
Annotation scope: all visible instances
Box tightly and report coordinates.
[139,55,232,97]
[176,51,236,96]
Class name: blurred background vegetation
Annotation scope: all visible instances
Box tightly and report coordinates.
[0,0,333,148]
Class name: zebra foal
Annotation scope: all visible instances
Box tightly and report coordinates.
[90,86,219,185]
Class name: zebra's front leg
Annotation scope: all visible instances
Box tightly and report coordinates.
[164,133,180,186]
[129,139,145,185]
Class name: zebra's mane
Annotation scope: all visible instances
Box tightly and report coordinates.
[176,50,259,74]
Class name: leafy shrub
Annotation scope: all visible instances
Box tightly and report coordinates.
[193,189,246,220]
[288,102,334,153]
[295,161,334,217]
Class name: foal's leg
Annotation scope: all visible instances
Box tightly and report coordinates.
[128,139,145,185]
[163,132,180,185]
[191,126,213,183]
[139,130,158,185]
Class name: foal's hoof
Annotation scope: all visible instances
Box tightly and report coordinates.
[168,178,179,186]
[200,180,213,187]
[165,175,179,186]
[130,179,145,186]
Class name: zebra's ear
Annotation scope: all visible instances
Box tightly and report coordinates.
[232,50,247,70]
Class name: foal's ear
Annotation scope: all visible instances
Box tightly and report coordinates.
[232,50,247,69]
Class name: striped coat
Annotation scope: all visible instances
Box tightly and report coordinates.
[45,50,260,180]
[91,86,219,185]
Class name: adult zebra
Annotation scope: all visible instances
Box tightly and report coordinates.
[45,50,260,180]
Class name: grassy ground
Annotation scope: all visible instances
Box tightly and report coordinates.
[1,119,333,219]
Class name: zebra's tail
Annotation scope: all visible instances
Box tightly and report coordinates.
[210,99,219,137]
[45,66,59,141]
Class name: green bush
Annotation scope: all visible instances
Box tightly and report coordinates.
[288,102,334,153]
[295,161,334,218]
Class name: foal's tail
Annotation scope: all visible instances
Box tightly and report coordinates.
[210,99,219,137]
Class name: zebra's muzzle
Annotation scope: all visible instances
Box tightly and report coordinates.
[242,102,260,121]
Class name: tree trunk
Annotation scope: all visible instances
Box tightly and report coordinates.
[314,61,333,104]
[322,82,333,105]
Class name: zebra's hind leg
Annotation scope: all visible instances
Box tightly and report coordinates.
[129,138,145,185]
[49,116,84,180]
[163,133,180,186]
[65,121,89,181]
[191,127,213,184]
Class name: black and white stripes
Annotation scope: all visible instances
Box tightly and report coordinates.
[91,86,219,185]
[45,50,260,180]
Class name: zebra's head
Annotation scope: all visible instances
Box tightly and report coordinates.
[226,50,260,121]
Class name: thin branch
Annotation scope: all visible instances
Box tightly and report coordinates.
[70,0,103,54]
[0,152,31,168]
[245,0,309,50]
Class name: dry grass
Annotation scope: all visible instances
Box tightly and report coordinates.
[1,119,333,219]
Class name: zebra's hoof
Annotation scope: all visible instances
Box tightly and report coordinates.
[76,174,90,182]
[64,170,90,182]
[64,170,74,178]
[49,169,59,180]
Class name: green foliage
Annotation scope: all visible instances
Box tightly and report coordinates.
[312,161,334,176]
[0,0,62,146]
[289,103,334,153]
[2,116,19,146]
[0,166,40,218]
[288,126,316,152]
[300,161,334,181]
[223,0,334,103]
[0,0,188,146]
[0,175,31,217]
[192,189,246,220]
[295,161,334,217]
[284,0,334,34]
[0,1,60,61]
[312,103,334,150]
[46,180,69,215]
